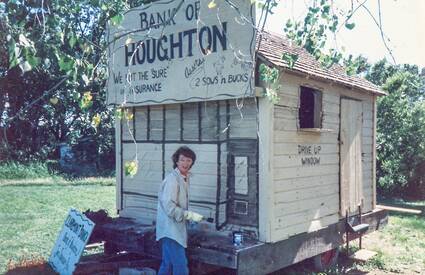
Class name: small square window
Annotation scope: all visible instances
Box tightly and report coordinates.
[299,86,322,128]
[234,200,248,215]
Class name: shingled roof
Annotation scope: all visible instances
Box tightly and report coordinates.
[257,31,385,96]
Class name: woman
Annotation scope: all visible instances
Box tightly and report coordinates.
[156,146,203,275]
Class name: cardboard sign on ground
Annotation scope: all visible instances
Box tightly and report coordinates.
[49,208,95,275]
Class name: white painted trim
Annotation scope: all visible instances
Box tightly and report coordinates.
[258,97,274,242]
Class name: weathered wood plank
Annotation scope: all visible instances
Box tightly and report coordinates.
[122,119,135,141]
[274,203,339,230]
[165,104,181,140]
[274,194,339,217]
[135,107,148,140]
[322,102,340,115]
[274,131,338,144]
[340,98,363,215]
[258,97,275,242]
[274,174,338,193]
[372,96,377,208]
[274,183,338,204]
[273,106,297,120]
[271,214,338,240]
[273,117,297,131]
[273,164,339,180]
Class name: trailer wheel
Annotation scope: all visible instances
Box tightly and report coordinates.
[313,248,339,271]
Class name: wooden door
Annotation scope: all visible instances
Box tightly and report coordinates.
[340,98,363,215]
[226,140,258,227]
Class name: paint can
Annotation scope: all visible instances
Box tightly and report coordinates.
[233,231,243,246]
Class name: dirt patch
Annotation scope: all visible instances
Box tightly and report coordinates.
[5,259,57,275]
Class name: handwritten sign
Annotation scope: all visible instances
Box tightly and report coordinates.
[298,144,321,166]
[49,209,95,275]
[107,0,256,106]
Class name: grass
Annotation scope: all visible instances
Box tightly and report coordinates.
[358,212,425,274]
[0,178,116,273]
[1,165,424,274]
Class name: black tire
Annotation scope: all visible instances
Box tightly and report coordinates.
[313,248,339,271]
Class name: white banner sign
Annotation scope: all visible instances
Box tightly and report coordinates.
[49,209,95,275]
[107,0,256,106]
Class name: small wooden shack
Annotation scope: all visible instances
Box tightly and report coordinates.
[106,1,387,273]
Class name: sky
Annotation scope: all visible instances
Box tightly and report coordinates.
[264,0,425,68]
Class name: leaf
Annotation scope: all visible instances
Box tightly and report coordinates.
[345,22,355,30]
[208,0,217,9]
[282,53,299,69]
[79,91,93,110]
[9,55,19,69]
[322,5,330,14]
[50,97,59,105]
[124,160,138,177]
[125,109,134,121]
[110,14,124,26]
[69,34,77,48]
[19,61,32,73]
[26,54,40,67]
[92,113,101,128]
[58,55,75,72]
[18,34,32,48]
[115,108,123,120]
[82,74,90,85]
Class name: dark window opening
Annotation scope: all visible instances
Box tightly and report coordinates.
[299,86,322,128]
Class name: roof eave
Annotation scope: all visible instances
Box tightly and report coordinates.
[257,54,387,96]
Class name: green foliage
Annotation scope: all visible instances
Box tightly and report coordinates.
[0,0,141,164]
[343,54,370,76]
[124,160,138,177]
[259,63,279,83]
[282,0,355,68]
[0,161,57,180]
[282,53,299,69]
[259,63,280,104]
[368,61,425,197]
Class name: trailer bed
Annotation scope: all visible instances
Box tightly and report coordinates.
[94,209,387,274]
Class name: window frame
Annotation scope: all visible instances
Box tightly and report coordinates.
[298,86,323,130]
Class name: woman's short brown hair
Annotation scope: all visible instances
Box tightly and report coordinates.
[172,146,196,169]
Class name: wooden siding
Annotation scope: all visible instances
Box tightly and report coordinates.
[118,100,259,230]
[165,104,181,140]
[361,99,374,212]
[121,143,163,222]
[120,142,219,223]
[201,101,219,141]
[229,98,258,138]
[269,72,375,242]
[340,98,363,215]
